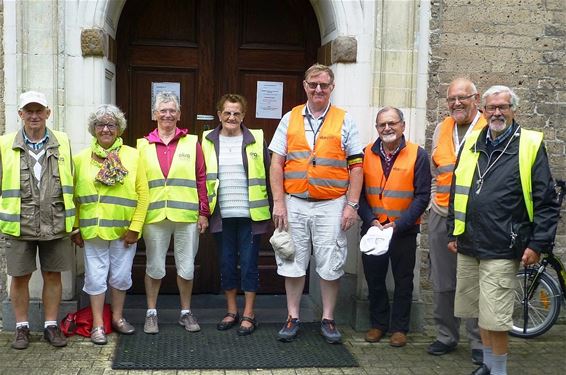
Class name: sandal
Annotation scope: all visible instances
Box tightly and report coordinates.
[237,316,257,336]
[217,312,240,331]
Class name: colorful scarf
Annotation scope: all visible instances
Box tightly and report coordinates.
[91,137,129,186]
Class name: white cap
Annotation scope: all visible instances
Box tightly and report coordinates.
[19,91,48,109]
[359,226,393,256]
[269,228,295,260]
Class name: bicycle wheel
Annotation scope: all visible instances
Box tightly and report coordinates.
[511,269,562,338]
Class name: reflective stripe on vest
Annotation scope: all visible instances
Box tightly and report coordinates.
[202,129,270,221]
[0,130,75,236]
[432,116,486,207]
[74,145,140,240]
[283,105,349,199]
[453,128,542,235]
[363,142,420,223]
[137,135,199,223]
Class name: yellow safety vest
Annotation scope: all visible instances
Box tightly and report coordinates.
[137,135,199,223]
[74,145,140,240]
[453,128,543,235]
[201,129,270,221]
[0,130,75,236]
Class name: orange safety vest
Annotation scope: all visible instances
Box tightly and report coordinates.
[431,115,486,207]
[283,105,349,199]
[363,142,420,224]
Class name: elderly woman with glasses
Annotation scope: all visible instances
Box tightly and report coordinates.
[71,104,149,345]
[202,94,271,335]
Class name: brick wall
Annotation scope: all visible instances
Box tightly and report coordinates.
[423,0,566,310]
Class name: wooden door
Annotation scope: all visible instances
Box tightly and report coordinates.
[116,0,320,294]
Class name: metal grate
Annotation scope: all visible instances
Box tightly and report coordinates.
[112,323,358,369]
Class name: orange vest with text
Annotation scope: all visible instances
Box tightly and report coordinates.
[363,142,420,224]
[283,105,349,199]
[431,115,486,207]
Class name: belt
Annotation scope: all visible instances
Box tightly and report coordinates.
[290,195,331,202]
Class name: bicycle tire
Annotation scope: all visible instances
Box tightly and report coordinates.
[511,268,562,338]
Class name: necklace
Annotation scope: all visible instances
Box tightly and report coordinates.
[474,127,519,194]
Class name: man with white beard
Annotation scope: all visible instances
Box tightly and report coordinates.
[447,86,560,375]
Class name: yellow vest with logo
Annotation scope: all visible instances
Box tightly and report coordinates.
[453,128,543,235]
[137,135,199,223]
[201,129,270,221]
[0,130,75,236]
[74,145,140,240]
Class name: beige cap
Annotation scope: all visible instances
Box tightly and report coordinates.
[269,229,295,260]
[19,91,48,109]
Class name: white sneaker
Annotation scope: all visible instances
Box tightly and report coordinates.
[144,314,159,334]
[179,312,200,332]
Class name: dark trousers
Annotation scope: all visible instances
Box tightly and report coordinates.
[362,233,417,333]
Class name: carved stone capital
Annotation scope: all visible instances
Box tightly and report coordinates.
[81,28,105,57]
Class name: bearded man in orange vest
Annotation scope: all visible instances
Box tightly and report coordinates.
[359,107,430,347]
[269,63,363,344]
[427,78,485,364]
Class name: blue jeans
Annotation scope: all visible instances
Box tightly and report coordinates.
[214,218,260,292]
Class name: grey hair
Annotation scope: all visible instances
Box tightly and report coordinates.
[446,77,478,97]
[482,85,519,109]
[87,104,127,136]
[376,106,405,123]
[153,91,180,112]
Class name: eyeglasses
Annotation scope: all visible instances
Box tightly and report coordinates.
[157,109,178,115]
[95,123,117,131]
[446,94,476,104]
[221,111,243,118]
[376,120,402,129]
[484,104,512,113]
[304,81,333,90]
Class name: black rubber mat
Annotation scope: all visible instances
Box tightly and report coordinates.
[112,323,358,369]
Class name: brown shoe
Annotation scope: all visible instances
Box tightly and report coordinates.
[44,325,67,347]
[389,331,407,347]
[112,318,136,335]
[12,326,31,350]
[365,328,384,343]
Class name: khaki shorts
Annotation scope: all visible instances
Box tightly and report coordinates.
[5,237,73,276]
[275,195,347,281]
[454,253,519,331]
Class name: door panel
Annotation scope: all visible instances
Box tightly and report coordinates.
[117,0,320,294]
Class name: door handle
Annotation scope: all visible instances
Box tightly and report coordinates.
[196,114,215,121]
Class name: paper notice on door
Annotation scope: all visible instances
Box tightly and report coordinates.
[256,81,283,119]
[151,82,181,120]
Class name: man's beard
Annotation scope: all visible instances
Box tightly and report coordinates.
[488,116,507,133]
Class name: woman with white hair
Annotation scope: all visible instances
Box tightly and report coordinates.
[71,104,149,345]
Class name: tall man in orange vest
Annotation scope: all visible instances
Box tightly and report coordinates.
[269,64,363,344]
[427,78,485,364]
[359,107,430,347]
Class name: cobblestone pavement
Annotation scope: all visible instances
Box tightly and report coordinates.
[1,323,565,374]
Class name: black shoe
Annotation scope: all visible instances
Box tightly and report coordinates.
[44,325,67,347]
[470,364,490,375]
[471,349,484,365]
[217,312,239,331]
[12,326,31,350]
[426,340,457,355]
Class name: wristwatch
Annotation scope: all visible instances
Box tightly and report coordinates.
[347,201,359,210]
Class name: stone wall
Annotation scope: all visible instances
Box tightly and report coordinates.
[423,0,566,314]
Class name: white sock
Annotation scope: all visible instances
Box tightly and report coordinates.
[180,309,191,316]
[490,353,508,375]
[146,309,157,317]
[483,347,493,369]
[16,322,29,329]
[44,320,57,328]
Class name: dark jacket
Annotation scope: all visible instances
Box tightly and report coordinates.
[447,122,560,259]
[204,124,272,234]
[358,137,431,237]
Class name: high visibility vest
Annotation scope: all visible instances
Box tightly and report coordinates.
[74,145,140,240]
[363,142,420,224]
[137,135,199,224]
[453,128,543,235]
[201,129,270,221]
[432,116,486,207]
[0,130,75,236]
[283,105,349,199]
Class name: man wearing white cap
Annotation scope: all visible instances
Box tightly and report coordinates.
[0,91,75,349]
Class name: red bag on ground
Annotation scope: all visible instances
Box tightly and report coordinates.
[60,304,113,337]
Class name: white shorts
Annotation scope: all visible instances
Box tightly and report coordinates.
[144,219,199,280]
[83,237,137,295]
[275,195,347,280]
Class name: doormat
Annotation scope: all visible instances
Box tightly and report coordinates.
[112,323,358,369]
